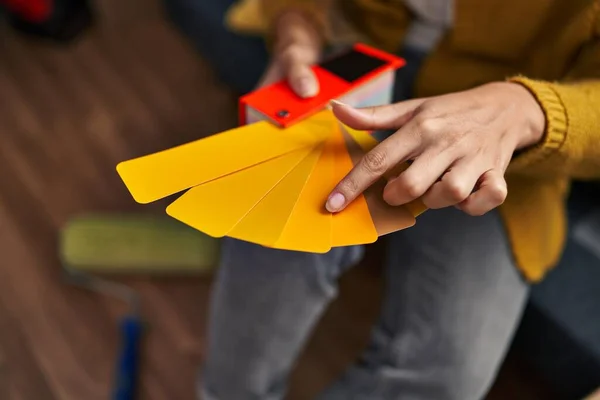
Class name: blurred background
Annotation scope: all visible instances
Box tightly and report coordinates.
[0,0,598,399]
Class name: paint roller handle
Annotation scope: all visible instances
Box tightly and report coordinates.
[112,315,143,400]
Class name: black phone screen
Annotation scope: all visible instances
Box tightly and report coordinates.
[318,48,388,83]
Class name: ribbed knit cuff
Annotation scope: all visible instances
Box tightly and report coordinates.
[506,76,568,173]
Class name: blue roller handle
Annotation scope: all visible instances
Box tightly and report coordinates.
[112,315,143,400]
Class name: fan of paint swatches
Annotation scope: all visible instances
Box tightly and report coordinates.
[116,109,426,253]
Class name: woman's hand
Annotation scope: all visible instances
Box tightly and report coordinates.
[255,10,322,96]
[326,82,546,216]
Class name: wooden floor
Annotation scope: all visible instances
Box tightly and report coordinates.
[0,1,553,399]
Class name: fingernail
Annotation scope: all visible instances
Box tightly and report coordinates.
[298,77,317,97]
[329,99,347,107]
[326,192,346,212]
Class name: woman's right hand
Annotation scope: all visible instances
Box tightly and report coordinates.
[255,10,323,97]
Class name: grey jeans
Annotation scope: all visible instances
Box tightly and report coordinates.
[201,207,529,400]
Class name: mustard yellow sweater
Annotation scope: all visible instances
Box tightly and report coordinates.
[226,0,600,282]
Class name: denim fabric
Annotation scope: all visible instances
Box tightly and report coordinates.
[203,208,528,400]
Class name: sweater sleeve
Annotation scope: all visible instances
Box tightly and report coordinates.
[506,4,600,180]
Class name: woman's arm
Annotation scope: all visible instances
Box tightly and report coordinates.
[504,4,600,179]
[324,6,600,216]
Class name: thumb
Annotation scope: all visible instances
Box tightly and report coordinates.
[330,98,426,131]
[287,62,319,98]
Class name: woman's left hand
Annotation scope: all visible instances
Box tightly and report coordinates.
[326,82,546,216]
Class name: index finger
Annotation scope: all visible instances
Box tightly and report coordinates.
[331,97,426,131]
[325,125,419,212]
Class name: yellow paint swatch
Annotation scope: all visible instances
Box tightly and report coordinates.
[273,136,336,253]
[227,144,324,247]
[117,110,334,204]
[331,124,378,247]
[166,147,313,237]
[116,108,425,252]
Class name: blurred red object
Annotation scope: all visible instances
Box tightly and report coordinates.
[0,0,93,42]
[1,0,52,22]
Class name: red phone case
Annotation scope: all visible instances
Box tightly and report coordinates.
[239,43,405,128]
